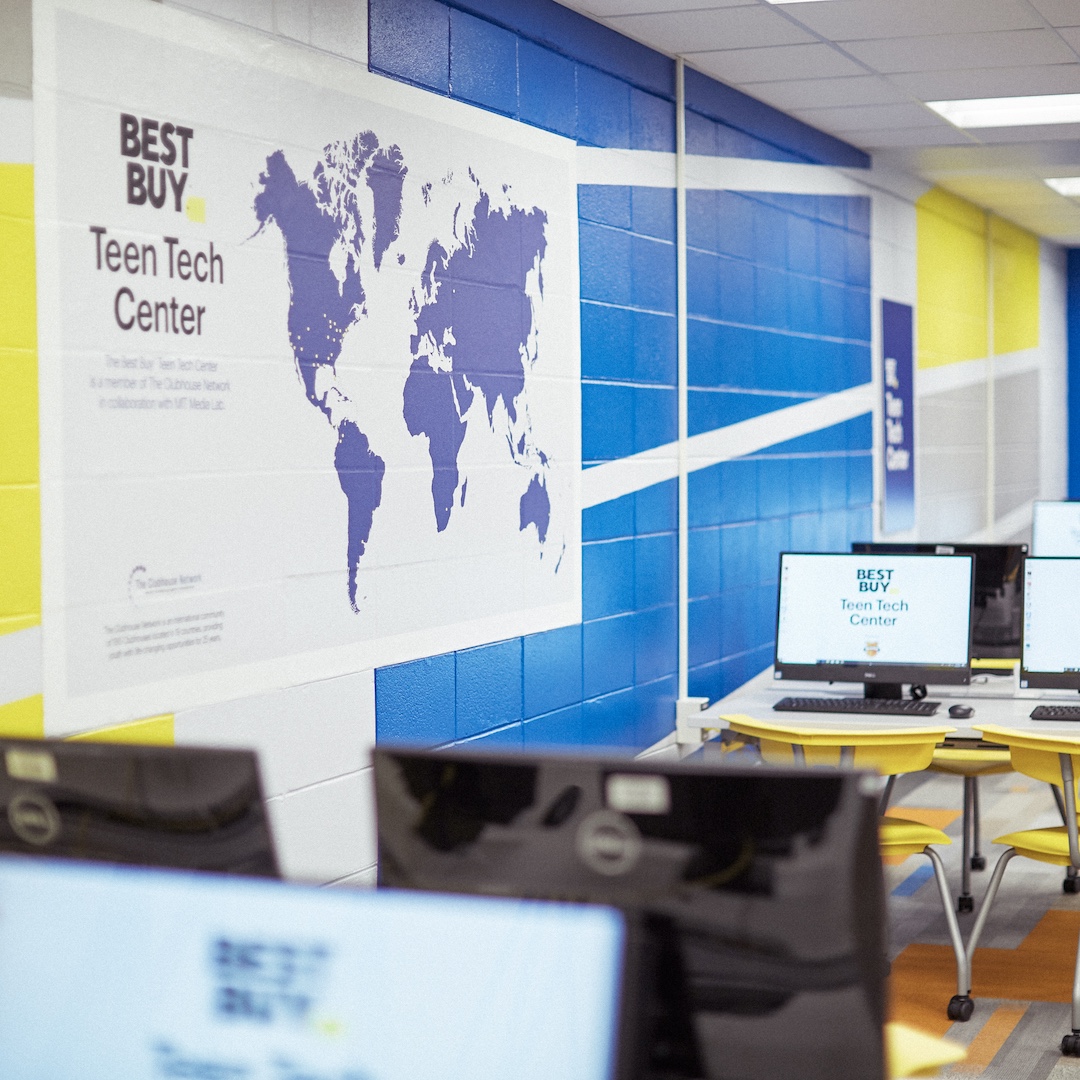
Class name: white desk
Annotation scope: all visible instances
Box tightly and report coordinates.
[684,665,1080,744]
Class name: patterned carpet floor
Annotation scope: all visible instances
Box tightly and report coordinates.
[887,770,1080,1078]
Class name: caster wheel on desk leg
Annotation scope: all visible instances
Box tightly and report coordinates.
[1064,878,1079,895]
[948,996,974,1023]
[971,855,986,871]
[1061,1033,1080,1056]
[957,894,974,914]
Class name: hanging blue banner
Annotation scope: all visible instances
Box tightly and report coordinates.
[881,300,915,534]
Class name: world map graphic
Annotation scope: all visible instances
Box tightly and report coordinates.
[253,132,552,612]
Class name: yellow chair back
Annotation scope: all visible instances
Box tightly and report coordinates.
[977,724,1080,789]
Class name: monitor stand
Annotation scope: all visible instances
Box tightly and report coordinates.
[863,683,902,700]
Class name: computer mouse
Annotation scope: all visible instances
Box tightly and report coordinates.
[948,704,974,719]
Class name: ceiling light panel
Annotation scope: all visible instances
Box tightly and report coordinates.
[1046,176,1080,196]
[928,93,1080,128]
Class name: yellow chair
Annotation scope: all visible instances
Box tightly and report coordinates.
[966,724,1080,1056]
[886,1022,966,1077]
[721,715,975,1022]
[927,746,1012,912]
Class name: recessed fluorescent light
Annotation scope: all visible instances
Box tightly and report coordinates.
[1046,177,1080,197]
[927,94,1080,129]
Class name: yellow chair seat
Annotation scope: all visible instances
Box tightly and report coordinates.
[881,816,952,859]
[928,747,1012,777]
[886,1021,966,1078]
[994,825,1080,866]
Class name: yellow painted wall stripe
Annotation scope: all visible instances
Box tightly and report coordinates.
[0,163,39,640]
[66,714,176,746]
[0,694,44,738]
[916,187,988,369]
[991,215,1039,355]
[915,186,1041,369]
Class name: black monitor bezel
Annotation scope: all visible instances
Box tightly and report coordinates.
[1020,556,1080,690]
[773,551,975,687]
[851,541,1027,661]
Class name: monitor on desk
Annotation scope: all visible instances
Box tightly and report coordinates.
[1021,557,1080,691]
[1032,501,1080,557]
[0,738,279,877]
[851,542,1026,660]
[0,856,625,1080]
[774,552,974,696]
[375,747,887,1080]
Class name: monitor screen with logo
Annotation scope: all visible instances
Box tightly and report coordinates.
[1032,501,1080,557]
[0,856,625,1080]
[375,748,887,1080]
[851,542,1026,660]
[0,738,278,877]
[774,552,974,687]
[1021,557,1080,691]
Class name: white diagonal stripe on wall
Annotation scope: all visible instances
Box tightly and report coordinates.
[0,626,43,705]
[576,147,868,196]
[582,382,874,508]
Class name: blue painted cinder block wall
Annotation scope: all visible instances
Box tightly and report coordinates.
[370,0,874,750]
[1068,248,1080,500]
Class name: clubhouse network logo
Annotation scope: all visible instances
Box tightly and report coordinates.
[863,640,880,658]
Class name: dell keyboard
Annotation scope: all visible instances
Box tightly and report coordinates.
[774,696,941,717]
[1030,705,1080,722]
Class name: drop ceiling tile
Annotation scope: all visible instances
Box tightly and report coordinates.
[841,125,977,149]
[841,29,1077,73]
[1053,26,1080,53]
[609,5,815,53]
[793,101,953,133]
[888,64,1080,100]
[972,122,1080,144]
[780,0,1043,41]
[693,42,867,83]
[1028,0,1080,28]
[554,0,749,16]
[733,75,913,110]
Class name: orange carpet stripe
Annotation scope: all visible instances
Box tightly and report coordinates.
[890,910,1080,1035]
[952,1005,1027,1073]
[890,806,964,830]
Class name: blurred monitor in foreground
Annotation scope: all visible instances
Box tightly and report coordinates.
[375,748,886,1080]
[1022,557,1080,691]
[1032,501,1080,557]
[0,738,278,877]
[0,856,625,1080]
[852,542,1026,660]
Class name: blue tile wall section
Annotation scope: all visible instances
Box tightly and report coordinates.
[370,0,875,752]
[368,0,866,165]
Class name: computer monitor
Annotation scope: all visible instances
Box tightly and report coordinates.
[375,748,886,1080]
[0,738,278,876]
[1021,557,1080,691]
[1032,501,1080,557]
[0,856,625,1080]
[775,552,974,696]
[851,542,1026,660]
